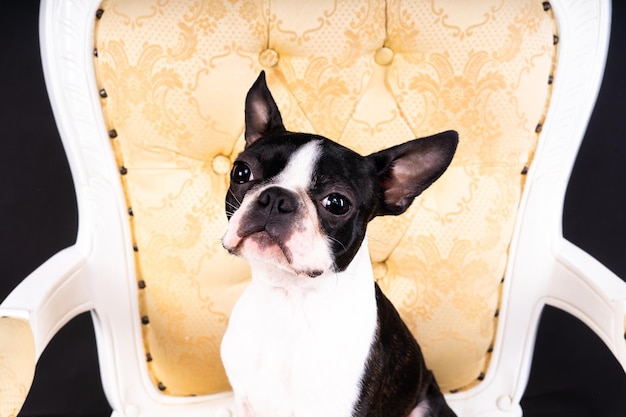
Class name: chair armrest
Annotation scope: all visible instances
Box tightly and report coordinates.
[549,237,626,370]
[0,244,93,357]
[0,244,93,416]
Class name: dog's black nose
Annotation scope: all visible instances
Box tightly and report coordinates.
[237,187,302,241]
[257,186,299,215]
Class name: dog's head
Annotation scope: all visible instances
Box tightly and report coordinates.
[222,72,458,280]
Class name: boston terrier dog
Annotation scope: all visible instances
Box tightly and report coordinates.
[221,71,458,417]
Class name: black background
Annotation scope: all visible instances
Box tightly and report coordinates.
[2,2,625,416]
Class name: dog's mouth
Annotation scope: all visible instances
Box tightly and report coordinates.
[226,230,324,278]
[247,230,294,264]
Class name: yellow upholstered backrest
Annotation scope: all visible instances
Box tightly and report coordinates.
[94,0,556,396]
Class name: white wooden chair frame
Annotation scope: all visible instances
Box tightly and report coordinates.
[1,1,623,416]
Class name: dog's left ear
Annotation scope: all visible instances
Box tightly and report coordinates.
[369,130,458,216]
[244,71,286,146]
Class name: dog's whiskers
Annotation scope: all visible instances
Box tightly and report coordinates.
[225,200,240,211]
[365,234,389,246]
[327,235,348,252]
[226,189,242,212]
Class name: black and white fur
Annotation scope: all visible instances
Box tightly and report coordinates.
[221,72,458,417]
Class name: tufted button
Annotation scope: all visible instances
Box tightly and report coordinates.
[375,47,395,66]
[212,154,232,175]
[259,49,280,68]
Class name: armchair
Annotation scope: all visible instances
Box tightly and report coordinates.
[1,1,623,416]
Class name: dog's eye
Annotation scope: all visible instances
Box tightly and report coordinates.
[231,161,253,184]
[321,193,351,216]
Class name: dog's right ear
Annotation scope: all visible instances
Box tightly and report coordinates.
[244,71,286,146]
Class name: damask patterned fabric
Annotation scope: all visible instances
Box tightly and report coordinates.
[0,317,35,417]
[94,0,557,395]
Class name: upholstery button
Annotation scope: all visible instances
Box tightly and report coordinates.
[212,154,232,175]
[375,47,394,66]
[259,49,279,68]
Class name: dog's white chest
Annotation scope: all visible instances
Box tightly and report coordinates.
[221,245,378,417]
